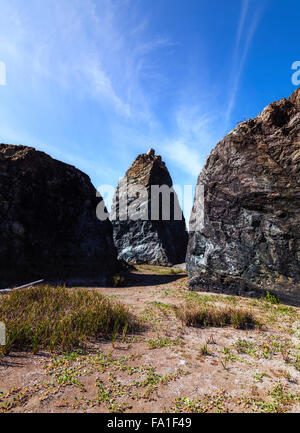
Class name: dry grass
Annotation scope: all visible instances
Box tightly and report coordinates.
[0,286,140,356]
[175,302,259,330]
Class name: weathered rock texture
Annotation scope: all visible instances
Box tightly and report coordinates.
[0,144,117,288]
[112,149,188,265]
[187,88,300,302]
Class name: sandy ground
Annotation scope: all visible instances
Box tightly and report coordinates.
[0,265,299,413]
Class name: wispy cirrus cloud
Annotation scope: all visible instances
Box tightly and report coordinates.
[235,0,250,53]
[225,1,264,126]
[0,0,171,119]
[0,0,266,219]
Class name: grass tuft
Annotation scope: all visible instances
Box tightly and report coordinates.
[175,302,259,330]
[199,344,210,356]
[0,285,140,356]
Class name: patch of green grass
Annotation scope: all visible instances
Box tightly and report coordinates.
[150,301,177,317]
[0,286,140,356]
[96,378,132,413]
[42,349,189,412]
[242,383,300,413]
[147,336,184,349]
[168,389,231,413]
[220,346,240,362]
[234,336,293,361]
[140,306,163,326]
[182,291,217,304]
[151,301,174,309]
[169,268,186,275]
[175,303,259,330]
[235,339,256,356]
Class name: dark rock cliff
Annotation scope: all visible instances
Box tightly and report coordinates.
[111,149,188,266]
[0,144,117,288]
[187,88,300,302]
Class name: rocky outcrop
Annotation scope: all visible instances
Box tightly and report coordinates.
[187,88,300,302]
[0,144,117,288]
[111,149,188,265]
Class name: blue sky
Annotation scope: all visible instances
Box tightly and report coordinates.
[0,0,299,218]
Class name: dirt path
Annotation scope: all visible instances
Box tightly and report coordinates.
[0,265,299,413]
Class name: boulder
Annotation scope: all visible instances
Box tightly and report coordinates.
[0,144,117,288]
[111,149,188,265]
[187,88,300,302]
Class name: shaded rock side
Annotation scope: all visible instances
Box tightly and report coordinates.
[0,144,117,288]
[111,149,188,265]
[187,88,300,301]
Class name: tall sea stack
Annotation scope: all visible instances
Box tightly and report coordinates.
[0,144,118,288]
[111,149,188,266]
[186,88,300,302]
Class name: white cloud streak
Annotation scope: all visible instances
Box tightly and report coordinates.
[235,0,250,54]
[225,1,263,126]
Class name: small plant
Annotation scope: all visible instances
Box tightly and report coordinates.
[282,370,292,382]
[111,320,120,348]
[199,344,210,356]
[265,291,280,305]
[206,334,216,345]
[220,359,229,371]
[235,339,255,355]
[281,349,291,364]
[121,323,128,342]
[253,372,267,382]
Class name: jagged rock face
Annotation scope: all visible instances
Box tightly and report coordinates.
[0,144,117,288]
[111,150,188,266]
[187,88,300,301]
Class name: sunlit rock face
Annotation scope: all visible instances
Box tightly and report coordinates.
[187,88,300,302]
[111,149,188,266]
[0,144,117,288]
